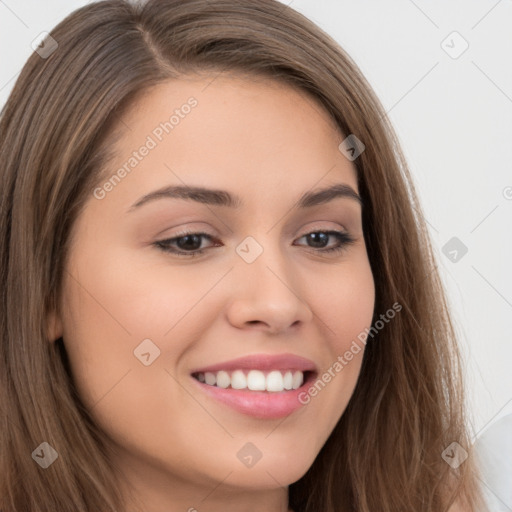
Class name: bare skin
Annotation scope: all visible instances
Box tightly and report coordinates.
[48,74,375,512]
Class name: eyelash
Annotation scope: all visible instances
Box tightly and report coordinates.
[154,229,356,258]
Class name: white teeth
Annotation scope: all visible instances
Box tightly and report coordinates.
[194,369,306,392]
[292,371,303,390]
[204,372,216,386]
[283,371,293,390]
[247,370,266,391]
[216,370,230,388]
[266,370,284,392]
[231,370,247,389]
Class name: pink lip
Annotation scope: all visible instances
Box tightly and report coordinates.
[190,353,317,374]
[191,377,315,419]
[190,353,317,419]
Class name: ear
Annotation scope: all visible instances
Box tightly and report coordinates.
[46,309,63,342]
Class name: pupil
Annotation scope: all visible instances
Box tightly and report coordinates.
[178,234,201,250]
[308,232,328,248]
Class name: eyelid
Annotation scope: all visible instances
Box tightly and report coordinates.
[161,221,349,243]
[154,225,356,258]
[300,220,350,233]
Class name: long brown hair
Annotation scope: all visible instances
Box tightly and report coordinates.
[0,1,487,510]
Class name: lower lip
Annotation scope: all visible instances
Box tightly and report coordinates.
[191,373,315,419]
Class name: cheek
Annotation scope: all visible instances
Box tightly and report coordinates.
[318,255,375,350]
[59,245,224,407]
[64,246,213,342]
[58,258,200,456]
[297,256,375,431]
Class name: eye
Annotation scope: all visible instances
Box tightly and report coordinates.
[294,230,355,254]
[154,230,218,258]
[154,229,355,258]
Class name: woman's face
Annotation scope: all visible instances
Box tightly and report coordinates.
[49,74,375,508]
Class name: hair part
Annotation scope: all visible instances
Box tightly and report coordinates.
[0,1,487,510]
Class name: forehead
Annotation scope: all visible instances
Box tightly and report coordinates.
[93,74,358,210]
[112,73,343,159]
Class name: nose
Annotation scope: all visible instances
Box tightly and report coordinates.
[225,243,314,334]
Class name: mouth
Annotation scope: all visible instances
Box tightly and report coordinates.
[189,353,317,419]
[191,369,315,393]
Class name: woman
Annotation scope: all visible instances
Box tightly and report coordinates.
[0,0,487,511]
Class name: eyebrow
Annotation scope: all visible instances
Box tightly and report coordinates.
[127,182,362,212]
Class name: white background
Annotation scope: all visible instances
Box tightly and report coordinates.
[1,0,511,448]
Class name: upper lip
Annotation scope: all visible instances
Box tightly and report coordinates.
[190,353,317,374]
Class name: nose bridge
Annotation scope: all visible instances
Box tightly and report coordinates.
[227,232,313,331]
[235,234,296,295]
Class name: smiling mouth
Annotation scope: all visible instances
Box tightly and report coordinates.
[191,369,314,393]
